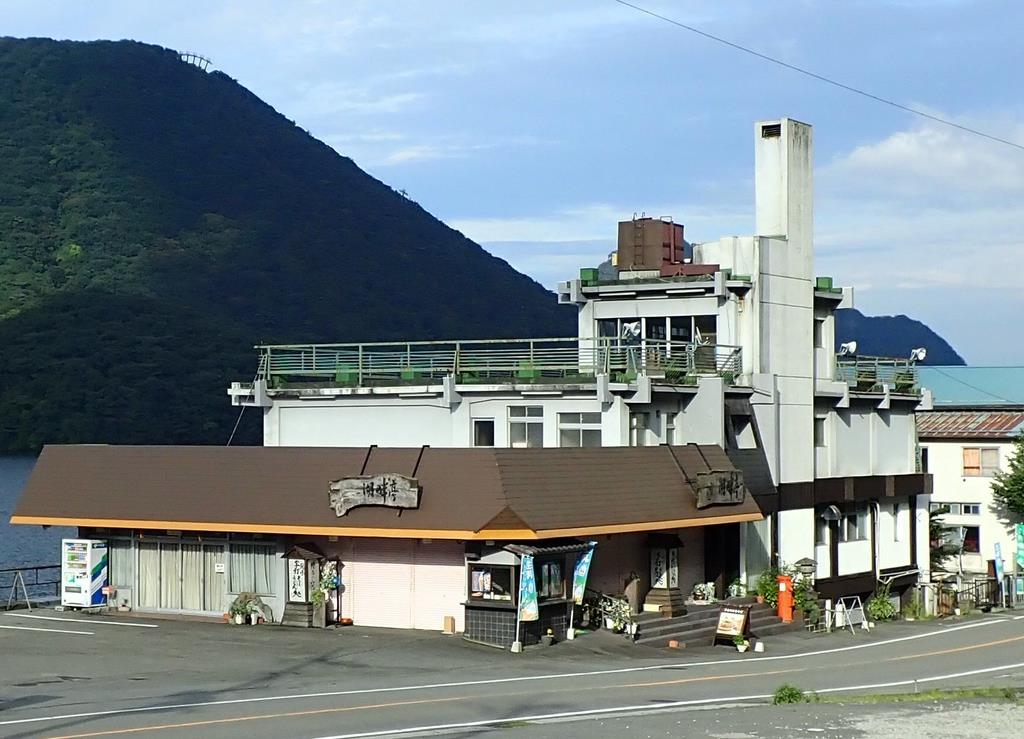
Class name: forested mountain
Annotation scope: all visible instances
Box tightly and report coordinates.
[0,38,573,451]
[834,309,965,366]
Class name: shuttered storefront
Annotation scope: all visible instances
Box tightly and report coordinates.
[343,539,465,632]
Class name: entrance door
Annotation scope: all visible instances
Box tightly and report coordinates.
[136,540,225,614]
[705,524,741,599]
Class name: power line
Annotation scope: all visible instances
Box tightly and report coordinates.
[929,364,1015,403]
[612,0,1024,153]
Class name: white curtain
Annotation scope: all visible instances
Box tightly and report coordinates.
[108,539,134,588]
[255,546,273,595]
[137,542,160,608]
[204,546,224,612]
[229,544,253,593]
[160,544,181,610]
[181,544,203,611]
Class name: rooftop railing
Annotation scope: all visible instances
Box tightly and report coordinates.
[835,356,919,394]
[255,337,743,389]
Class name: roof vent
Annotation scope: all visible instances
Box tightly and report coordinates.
[761,123,781,138]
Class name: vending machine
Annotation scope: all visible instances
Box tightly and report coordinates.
[61,539,109,608]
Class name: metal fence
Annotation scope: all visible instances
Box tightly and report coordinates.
[1,563,60,608]
[255,337,743,388]
[835,356,919,394]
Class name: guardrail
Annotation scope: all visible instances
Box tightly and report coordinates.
[835,356,919,394]
[1,563,60,608]
[254,337,743,388]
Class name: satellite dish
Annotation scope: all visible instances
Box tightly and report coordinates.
[910,347,927,363]
[621,321,641,342]
[838,341,858,356]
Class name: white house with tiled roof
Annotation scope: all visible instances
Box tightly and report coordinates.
[918,405,1024,577]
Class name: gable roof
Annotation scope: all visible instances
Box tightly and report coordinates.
[917,409,1024,439]
[11,444,763,540]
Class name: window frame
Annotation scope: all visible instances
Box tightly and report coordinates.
[963,446,1000,477]
[508,406,543,448]
[472,418,495,447]
[467,564,515,603]
[535,557,566,601]
[960,525,981,554]
[557,411,602,448]
[814,416,827,448]
[839,504,869,543]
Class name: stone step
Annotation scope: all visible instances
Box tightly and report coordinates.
[637,610,783,641]
[636,603,780,634]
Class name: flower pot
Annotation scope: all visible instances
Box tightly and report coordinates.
[756,595,765,604]
[736,644,748,653]
[234,613,244,625]
[604,616,615,630]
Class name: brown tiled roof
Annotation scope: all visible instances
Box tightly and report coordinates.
[917,409,1024,439]
[12,444,763,539]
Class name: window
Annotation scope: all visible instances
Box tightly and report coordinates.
[629,412,650,447]
[537,559,565,600]
[960,525,980,554]
[814,417,826,448]
[644,317,667,342]
[598,319,619,340]
[920,447,929,473]
[558,412,602,447]
[228,543,274,594]
[468,565,513,601]
[107,538,134,588]
[473,419,495,447]
[963,447,999,477]
[509,406,543,448]
[962,503,981,515]
[840,505,869,542]
[670,316,693,343]
[815,516,829,546]
[814,318,825,349]
[694,315,717,344]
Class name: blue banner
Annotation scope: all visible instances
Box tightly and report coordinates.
[572,544,596,605]
[518,554,539,622]
[995,542,1005,581]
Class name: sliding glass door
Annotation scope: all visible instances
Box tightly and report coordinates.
[134,540,225,613]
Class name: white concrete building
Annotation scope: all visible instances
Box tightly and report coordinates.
[918,406,1024,577]
[230,118,932,607]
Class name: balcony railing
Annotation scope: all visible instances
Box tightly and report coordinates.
[255,337,743,389]
[835,356,919,394]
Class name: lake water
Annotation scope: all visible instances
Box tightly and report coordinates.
[0,455,71,567]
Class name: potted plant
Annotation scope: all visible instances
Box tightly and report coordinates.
[733,634,749,653]
[755,569,779,608]
[728,579,746,599]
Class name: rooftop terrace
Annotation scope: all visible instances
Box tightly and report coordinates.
[248,337,744,391]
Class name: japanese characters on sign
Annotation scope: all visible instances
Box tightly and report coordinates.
[288,558,307,603]
[329,474,420,516]
[695,469,746,509]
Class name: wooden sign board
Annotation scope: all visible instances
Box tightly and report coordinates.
[695,470,746,509]
[329,473,420,516]
[713,604,749,645]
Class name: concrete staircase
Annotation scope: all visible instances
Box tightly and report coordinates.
[634,596,802,648]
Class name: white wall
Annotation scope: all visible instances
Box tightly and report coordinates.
[877,498,913,570]
[778,508,815,567]
[923,439,1016,574]
[838,540,872,576]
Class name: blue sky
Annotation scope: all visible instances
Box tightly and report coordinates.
[7,1,1024,363]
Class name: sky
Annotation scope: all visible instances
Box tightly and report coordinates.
[6,1,1024,364]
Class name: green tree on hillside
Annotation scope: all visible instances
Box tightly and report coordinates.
[992,432,1024,523]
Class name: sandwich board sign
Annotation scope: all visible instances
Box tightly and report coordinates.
[835,596,868,634]
[713,604,749,646]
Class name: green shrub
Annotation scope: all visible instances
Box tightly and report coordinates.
[772,683,806,705]
[866,584,898,621]
[756,568,779,608]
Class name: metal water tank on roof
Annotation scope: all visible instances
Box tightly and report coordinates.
[616,217,685,271]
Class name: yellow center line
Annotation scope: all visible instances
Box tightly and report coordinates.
[44,696,469,739]
[885,634,1024,662]
[43,666,804,738]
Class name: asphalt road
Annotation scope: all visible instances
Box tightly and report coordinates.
[1,609,1023,738]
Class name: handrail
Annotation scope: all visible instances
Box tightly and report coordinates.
[253,337,743,388]
[835,356,919,393]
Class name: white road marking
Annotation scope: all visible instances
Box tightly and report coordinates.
[0,616,1013,728]
[5,613,159,628]
[0,624,93,636]
[310,660,1024,739]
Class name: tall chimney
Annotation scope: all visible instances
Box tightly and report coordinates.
[754,118,813,273]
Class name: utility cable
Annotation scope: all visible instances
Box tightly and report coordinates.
[612,0,1024,152]
[926,366,1022,405]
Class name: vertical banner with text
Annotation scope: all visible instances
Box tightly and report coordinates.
[518,554,539,622]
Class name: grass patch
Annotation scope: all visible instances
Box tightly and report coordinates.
[494,720,532,729]
[818,687,1024,705]
[772,683,808,705]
